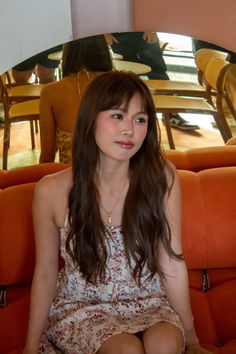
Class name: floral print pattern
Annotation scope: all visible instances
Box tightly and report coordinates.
[56,129,72,164]
[39,225,184,354]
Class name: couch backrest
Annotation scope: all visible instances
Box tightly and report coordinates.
[1,146,236,189]
[165,145,236,172]
[0,163,69,189]
[180,167,236,270]
[0,167,236,287]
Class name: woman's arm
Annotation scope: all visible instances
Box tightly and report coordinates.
[23,177,60,354]
[39,85,57,163]
[158,164,199,346]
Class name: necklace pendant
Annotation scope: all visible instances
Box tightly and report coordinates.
[107,215,112,224]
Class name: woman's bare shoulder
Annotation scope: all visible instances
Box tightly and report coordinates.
[35,167,72,195]
[41,77,76,102]
[33,168,72,226]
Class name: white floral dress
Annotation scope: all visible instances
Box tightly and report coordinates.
[39,223,184,354]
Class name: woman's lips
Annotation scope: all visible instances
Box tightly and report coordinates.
[115,141,134,149]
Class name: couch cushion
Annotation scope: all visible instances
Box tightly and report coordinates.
[207,279,236,343]
[0,183,36,285]
[0,292,30,353]
[179,167,236,269]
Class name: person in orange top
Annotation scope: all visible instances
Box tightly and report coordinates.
[39,35,113,163]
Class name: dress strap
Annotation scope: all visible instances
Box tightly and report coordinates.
[63,210,70,230]
[77,70,93,98]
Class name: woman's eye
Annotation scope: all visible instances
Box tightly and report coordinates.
[112,113,124,120]
[136,117,147,124]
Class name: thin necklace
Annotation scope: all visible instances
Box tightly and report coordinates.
[100,180,128,225]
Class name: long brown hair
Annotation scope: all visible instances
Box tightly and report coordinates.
[62,35,113,77]
[66,71,181,284]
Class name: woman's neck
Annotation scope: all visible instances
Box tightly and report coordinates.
[98,167,129,226]
[97,160,129,191]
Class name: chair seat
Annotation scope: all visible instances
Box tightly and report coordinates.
[9,84,43,101]
[9,99,40,120]
[145,79,206,97]
[152,95,216,114]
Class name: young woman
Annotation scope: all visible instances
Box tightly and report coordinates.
[39,35,113,163]
[24,72,212,354]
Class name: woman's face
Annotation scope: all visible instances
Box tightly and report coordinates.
[95,93,148,163]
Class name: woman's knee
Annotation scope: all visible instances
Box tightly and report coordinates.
[11,69,35,83]
[143,322,184,354]
[97,333,145,354]
[37,65,57,83]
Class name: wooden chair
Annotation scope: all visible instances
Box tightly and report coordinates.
[204,57,235,140]
[147,48,228,100]
[223,64,236,125]
[195,48,228,86]
[2,71,42,134]
[145,78,207,98]
[152,94,228,149]
[3,71,43,103]
[0,74,40,170]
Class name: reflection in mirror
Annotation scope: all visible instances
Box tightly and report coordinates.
[11,44,63,84]
[0,32,235,170]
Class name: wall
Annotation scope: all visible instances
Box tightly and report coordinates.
[134,0,236,52]
[70,0,133,39]
[0,0,72,74]
[0,0,236,74]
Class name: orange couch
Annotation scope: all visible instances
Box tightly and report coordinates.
[0,146,236,189]
[0,161,236,353]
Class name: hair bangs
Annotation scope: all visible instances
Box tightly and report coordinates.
[93,72,149,114]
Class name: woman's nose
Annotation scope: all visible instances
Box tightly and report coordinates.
[121,120,133,136]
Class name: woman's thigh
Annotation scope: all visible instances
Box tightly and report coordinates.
[143,322,184,354]
[97,333,145,354]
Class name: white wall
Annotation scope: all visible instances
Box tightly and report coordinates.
[70,0,133,38]
[0,0,73,74]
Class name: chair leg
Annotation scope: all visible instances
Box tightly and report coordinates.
[213,112,232,143]
[29,120,35,149]
[34,118,39,133]
[225,94,236,124]
[216,95,233,142]
[2,121,10,170]
[163,113,175,149]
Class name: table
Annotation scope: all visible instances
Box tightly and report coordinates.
[48,53,151,76]
[110,51,123,60]
[113,60,151,75]
[48,50,123,61]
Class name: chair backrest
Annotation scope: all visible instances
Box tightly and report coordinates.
[204,58,230,92]
[195,48,228,85]
[0,74,10,116]
[222,63,236,121]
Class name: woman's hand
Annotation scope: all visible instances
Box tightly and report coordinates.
[186,343,213,354]
[104,33,118,45]
[143,31,159,43]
